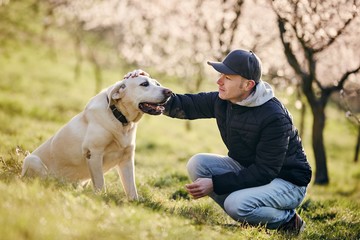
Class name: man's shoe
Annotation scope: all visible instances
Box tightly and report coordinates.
[278,213,306,235]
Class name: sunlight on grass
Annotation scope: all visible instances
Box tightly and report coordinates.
[1,179,268,240]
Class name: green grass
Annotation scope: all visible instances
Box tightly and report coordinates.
[1,11,360,240]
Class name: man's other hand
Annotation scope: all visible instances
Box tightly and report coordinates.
[185,178,213,199]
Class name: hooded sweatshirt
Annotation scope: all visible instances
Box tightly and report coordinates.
[236,80,274,107]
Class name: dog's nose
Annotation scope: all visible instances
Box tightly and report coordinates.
[163,88,172,97]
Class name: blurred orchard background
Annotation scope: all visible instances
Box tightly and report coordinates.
[0,0,360,239]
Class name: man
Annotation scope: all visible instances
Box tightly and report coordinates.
[128,49,312,234]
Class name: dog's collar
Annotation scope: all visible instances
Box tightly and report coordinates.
[107,97,129,125]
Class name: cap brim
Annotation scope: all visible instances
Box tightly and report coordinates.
[207,61,238,75]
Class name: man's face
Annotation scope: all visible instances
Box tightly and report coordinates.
[216,74,254,103]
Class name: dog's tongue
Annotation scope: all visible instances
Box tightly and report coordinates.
[143,103,164,113]
[150,104,164,111]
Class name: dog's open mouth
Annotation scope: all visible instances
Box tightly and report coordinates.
[139,101,167,115]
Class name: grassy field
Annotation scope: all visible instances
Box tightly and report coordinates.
[1,25,360,240]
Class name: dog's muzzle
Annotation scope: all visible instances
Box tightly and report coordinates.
[139,88,172,115]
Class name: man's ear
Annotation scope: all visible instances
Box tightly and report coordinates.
[246,80,256,91]
[107,81,126,106]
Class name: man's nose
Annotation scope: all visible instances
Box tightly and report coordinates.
[217,76,223,85]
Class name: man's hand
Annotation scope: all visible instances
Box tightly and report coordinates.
[185,178,213,199]
[124,69,150,79]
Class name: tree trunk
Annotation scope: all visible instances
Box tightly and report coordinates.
[355,125,360,162]
[297,86,306,140]
[312,104,329,184]
[299,102,306,140]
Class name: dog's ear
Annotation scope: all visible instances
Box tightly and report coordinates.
[112,83,126,100]
[107,81,126,106]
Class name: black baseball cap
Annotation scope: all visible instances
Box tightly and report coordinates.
[207,49,262,82]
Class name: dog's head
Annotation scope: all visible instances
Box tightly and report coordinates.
[108,75,172,115]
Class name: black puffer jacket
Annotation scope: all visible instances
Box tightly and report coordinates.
[164,91,312,195]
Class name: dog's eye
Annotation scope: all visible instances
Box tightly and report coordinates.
[140,81,149,87]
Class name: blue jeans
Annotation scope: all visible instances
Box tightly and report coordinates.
[186,153,307,229]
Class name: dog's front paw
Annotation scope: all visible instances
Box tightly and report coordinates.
[93,186,106,195]
[127,193,139,202]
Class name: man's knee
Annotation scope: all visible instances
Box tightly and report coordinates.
[186,153,203,170]
[186,153,209,181]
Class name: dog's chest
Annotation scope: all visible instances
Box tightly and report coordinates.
[103,140,134,169]
[101,125,137,169]
[104,127,136,157]
[115,126,136,147]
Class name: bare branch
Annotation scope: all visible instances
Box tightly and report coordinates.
[328,64,360,93]
[274,14,304,77]
[227,0,244,50]
[272,1,317,105]
[281,4,318,87]
[217,0,245,57]
[218,0,227,54]
[314,8,358,53]
[340,89,360,125]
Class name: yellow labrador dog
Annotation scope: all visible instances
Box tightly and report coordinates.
[21,71,172,200]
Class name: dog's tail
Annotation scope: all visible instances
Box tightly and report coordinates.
[21,155,48,178]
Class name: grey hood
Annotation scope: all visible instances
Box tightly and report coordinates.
[236,80,274,107]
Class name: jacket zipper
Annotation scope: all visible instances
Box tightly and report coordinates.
[226,103,232,144]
